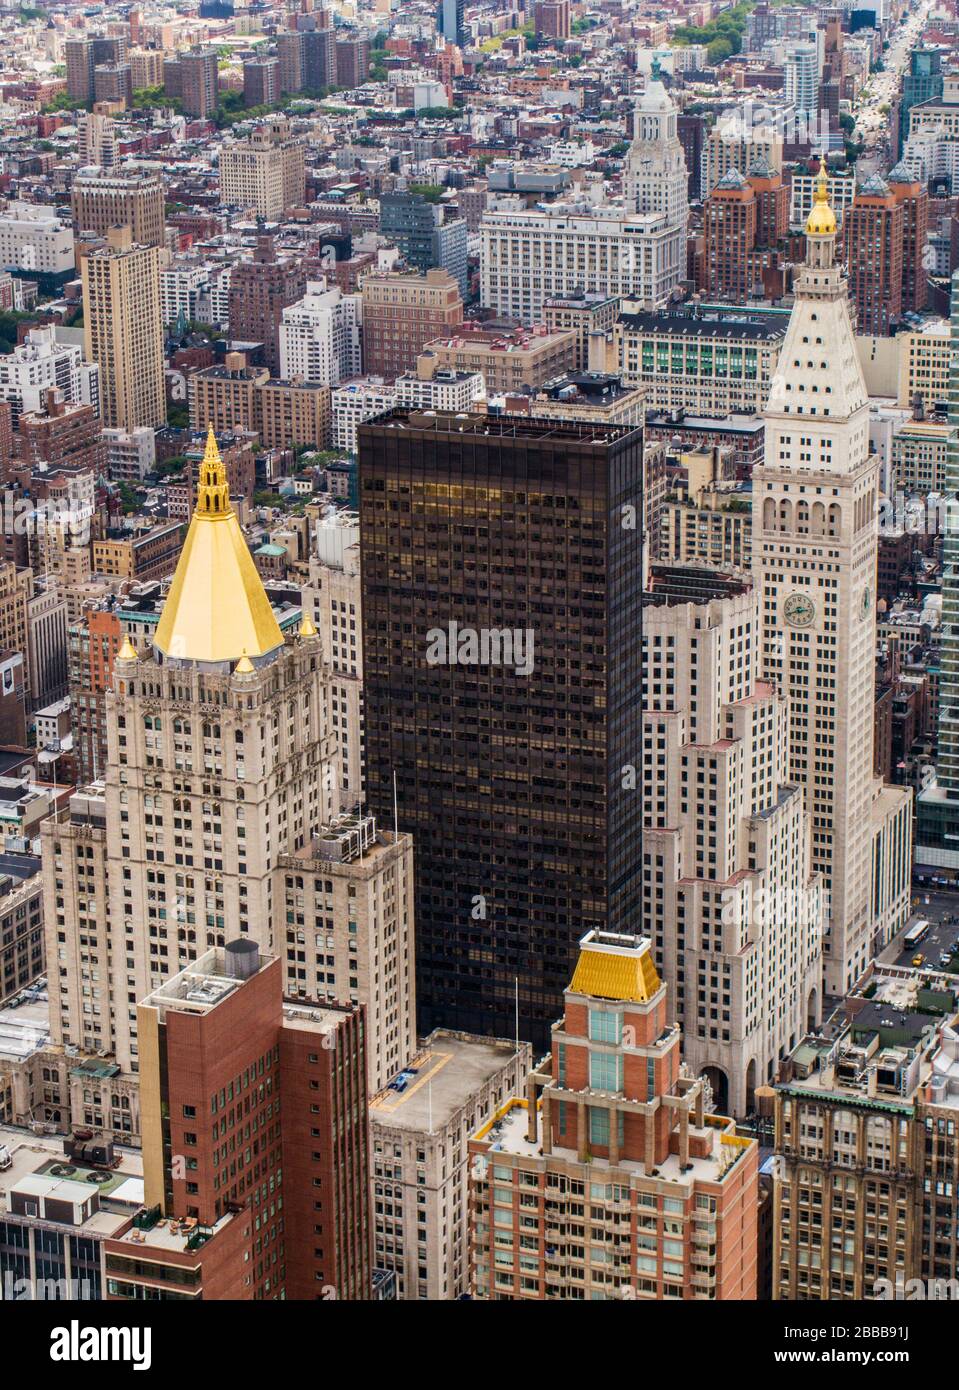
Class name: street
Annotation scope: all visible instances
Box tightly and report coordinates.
[851,0,933,175]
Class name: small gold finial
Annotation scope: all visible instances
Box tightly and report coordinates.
[299,612,318,639]
[805,157,836,237]
[117,635,138,662]
[235,651,255,674]
[196,425,231,519]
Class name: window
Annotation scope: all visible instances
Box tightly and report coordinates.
[589,1052,623,1093]
[588,1009,621,1044]
[589,1107,609,1147]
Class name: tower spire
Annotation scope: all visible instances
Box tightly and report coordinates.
[196,424,231,517]
[153,425,284,665]
[805,157,836,239]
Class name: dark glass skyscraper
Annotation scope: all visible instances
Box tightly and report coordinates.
[359,410,644,1046]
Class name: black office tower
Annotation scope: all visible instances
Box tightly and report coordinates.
[359,410,644,1047]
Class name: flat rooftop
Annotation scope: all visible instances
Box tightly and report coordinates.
[475,1098,749,1189]
[139,944,274,1019]
[110,1207,237,1256]
[370,1030,522,1133]
[0,998,50,1062]
[0,1125,143,1236]
[619,310,785,340]
[361,407,640,445]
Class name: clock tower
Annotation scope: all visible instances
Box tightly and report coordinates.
[753,163,911,992]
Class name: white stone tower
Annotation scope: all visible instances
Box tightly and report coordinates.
[624,58,688,286]
[754,165,912,993]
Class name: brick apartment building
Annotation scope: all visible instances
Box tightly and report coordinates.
[105,943,371,1301]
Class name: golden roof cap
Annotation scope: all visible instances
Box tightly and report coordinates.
[117,635,138,662]
[805,158,837,237]
[153,426,284,665]
[569,933,661,1003]
[299,612,318,639]
[235,652,255,674]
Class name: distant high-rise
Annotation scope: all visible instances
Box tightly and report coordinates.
[900,47,943,148]
[227,233,306,375]
[70,168,165,250]
[783,42,818,116]
[65,38,96,104]
[219,117,306,221]
[438,0,466,47]
[888,161,930,314]
[335,33,370,88]
[78,112,117,168]
[624,59,687,289]
[359,409,644,1046]
[69,606,123,783]
[93,62,132,109]
[360,268,463,379]
[161,47,218,116]
[81,225,164,430]
[533,0,570,41]
[277,29,305,94]
[243,56,280,108]
[279,279,362,385]
[843,174,903,336]
[380,192,468,296]
[66,35,127,104]
[917,270,959,865]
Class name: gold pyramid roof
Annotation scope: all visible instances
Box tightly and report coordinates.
[569,938,661,1003]
[154,426,284,664]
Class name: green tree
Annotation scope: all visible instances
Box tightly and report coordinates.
[409,183,445,203]
[708,37,734,63]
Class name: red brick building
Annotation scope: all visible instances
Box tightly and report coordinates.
[888,162,929,314]
[703,167,758,301]
[844,173,904,336]
[114,943,372,1301]
[69,606,124,784]
[228,234,307,375]
[468,930,759,1300]
[360,268,464,381]
[702,164,790,302]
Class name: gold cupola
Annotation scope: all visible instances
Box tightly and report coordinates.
[805,158,837,238]
[153,426,284,665]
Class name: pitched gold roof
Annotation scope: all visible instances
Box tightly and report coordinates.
[153,426,284,665]
[569,940,661,1003]
[299,612,318,639]
[117,635,138,662]
[805,158,837,238]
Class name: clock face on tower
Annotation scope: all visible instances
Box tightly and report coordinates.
[860,586,871,620]
[783,592,816,628]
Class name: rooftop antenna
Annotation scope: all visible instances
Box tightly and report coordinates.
[515,976,519,1055]
[392,768,399,840]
